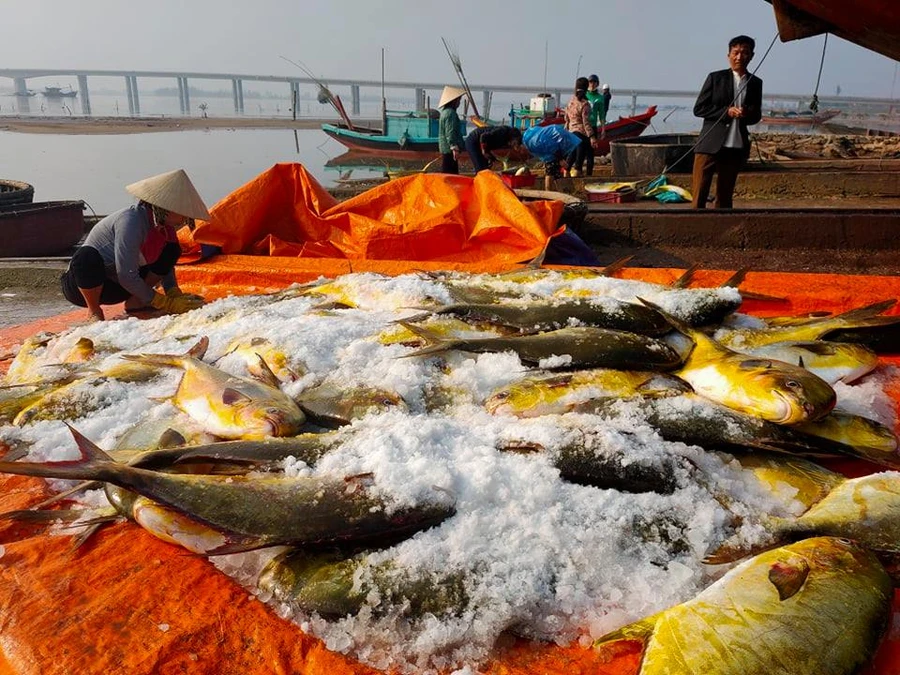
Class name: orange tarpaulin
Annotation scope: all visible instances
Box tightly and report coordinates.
[183,163,563,264]
[0,265,898,675]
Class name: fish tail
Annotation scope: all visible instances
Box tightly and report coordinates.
[0,424,117,482]
[832,299,897,321]
[599,255,634,277]
[670,263,700,288]
[395,321,461,358]
[636,297,694,338]
[120,336,209,369]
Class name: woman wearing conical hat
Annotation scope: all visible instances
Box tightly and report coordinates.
[60,169,211,322]
[437,86,466,174]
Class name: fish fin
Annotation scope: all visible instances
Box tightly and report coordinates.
[30,480,101,509]
[0,425,115,480]
[832,299,897,321]
[636,298,696,340]
[391,309,435,325]
[1,443,31,462]
[187,337,209,360]
[395,321,460,358]
[670,263,700,289]
[599,255,634,277]
[768,555,810,600]
[739,290,789,303]
[593,615,659,650]
[252,354,282,389]
[0,507,88,523]
[70,517,121,551]
[222,388,254,406]
[519,237,551,268]
[636,374,693,396]
[720,267,747,289]
[157,429,188,449]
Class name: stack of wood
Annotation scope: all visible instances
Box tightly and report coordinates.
[751,132,900,161]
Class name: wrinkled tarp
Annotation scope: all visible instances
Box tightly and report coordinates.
[182,163,564,265]
[0,266,898,675]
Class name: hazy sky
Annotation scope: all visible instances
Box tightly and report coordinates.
[3,0,898,98]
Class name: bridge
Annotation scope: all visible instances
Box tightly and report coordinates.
[1,67,895,118]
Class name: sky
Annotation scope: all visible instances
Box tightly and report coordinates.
[2,0,898,99]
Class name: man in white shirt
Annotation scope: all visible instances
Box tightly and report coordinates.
[690,36,763,208]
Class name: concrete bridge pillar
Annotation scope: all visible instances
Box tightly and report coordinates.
[350,84,360,115]
[77,75,91,115]
[631,93,637,116]
[124,76,134,115]
[232,78,244,114]
[177,77,191,115]
[123,76,140,115]
[415,87,425,111]
[290,81,300,118]
[13,77,28,95]
[482,89,492,119]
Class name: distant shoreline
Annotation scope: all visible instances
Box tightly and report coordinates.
[0,116,379,135]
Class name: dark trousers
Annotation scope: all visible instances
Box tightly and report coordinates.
[465,134,491,172]
[566,132,594,175]
[60,242,181,307]
[691,148,744,208]
[440,152,459,174]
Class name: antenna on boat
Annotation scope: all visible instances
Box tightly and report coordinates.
[279,54,355,130]
[574,54,583,81]
[542,40,549,92]
[441,37,480,120]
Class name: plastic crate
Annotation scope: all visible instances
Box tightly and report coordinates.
[500,172,537,189]
[585,183,638,203]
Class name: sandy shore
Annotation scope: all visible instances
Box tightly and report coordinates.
[0,115,376,135]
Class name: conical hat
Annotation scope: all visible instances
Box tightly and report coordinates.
[438,86,466,108]
[126,169,211,221]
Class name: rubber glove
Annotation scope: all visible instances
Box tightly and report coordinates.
[166,286,206,305]
[150,292,204,315]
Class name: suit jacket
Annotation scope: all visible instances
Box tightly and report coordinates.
[693,68,762,156]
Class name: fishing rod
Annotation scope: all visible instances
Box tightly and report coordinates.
[278,55,354,129]
[441,37,480,120]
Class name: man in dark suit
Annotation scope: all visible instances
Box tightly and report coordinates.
[691,35,762,208]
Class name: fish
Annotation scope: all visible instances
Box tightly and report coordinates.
[485,369,690,418]
[401,299,670,336]
[792,412,900,468]
[500,438,686,495]
[120,337,305,438]
[398,323,683,372]
[571,394,880,463]
[3,332,55,384]
[216,336,306,383]
[738,340,878,384]
[258,548,468,619]
[715,299,900,350]
[0,425,456,555]
[378,317,512,347]
[295,385,407,428]
[12,361,161,426]
[641,299,836,424]
[0,377,76,425]
[705,454,900,563]
[593,537,893,675]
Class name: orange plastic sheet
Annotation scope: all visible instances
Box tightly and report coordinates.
[0,267,899,675]
[183,163,563,265]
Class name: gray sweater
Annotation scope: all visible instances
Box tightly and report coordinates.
[82,204,177,304]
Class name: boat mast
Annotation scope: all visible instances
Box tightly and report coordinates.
[381,47,387,132]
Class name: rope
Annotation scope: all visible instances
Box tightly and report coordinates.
[658,32,780,178]
[809,34,829,113]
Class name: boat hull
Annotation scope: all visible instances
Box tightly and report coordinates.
[0,201,85,257]
[761,110,841,125]
[322,124,442,155]
[767,0,900,62]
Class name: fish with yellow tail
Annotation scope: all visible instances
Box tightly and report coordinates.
[120,337,305,438]
[0,425,456,555]
[715,299,900,350]
[738,340,878,384]
[705,454,900,564]
[639,299,836,424]
[594,537,893,675]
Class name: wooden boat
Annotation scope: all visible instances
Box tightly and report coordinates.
[322,109,467,155]
[0,200,85,257]
[42,86,77,98]
[761,109,841,126]
[497,105,659,156]
[766,0,900,62]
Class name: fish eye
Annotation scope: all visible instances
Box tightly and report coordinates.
[784,380,801,391]
[494,392,510,400]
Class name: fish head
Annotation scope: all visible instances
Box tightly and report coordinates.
[740,359,836,424]
[220,387,305,437]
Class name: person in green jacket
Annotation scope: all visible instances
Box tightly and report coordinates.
[438,86,466,174]
[586,75,608,138]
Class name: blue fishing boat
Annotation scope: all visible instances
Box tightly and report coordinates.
[322,109,467,156]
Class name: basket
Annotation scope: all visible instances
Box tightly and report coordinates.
[585,183,638,203]
[500,172,536,189]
